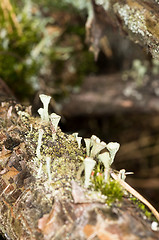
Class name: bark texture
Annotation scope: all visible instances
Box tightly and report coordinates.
[0,98,159,240]
[87,0,159,59]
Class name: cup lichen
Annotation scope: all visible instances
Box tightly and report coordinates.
[23,94,122,204]
[84,157,96,188]
[39,94,51,122]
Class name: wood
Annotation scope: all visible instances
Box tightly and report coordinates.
[0,94,159,239]
[87,0,159,59]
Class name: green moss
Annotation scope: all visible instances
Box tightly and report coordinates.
[130,197,155,221]
[92,164,123,205]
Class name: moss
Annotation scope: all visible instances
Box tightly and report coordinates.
[91,163,124,205]
[130,197,156,221]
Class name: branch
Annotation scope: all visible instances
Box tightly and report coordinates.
[0,96,159,239]
[87,0,159,59]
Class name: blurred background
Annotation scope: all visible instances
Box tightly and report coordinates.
[0,0,159,238]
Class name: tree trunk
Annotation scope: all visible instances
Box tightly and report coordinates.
[0,87,159,239]
[87,0,159,60]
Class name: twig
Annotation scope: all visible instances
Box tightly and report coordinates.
[111,171,159,222]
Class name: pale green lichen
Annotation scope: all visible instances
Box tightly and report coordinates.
[39,94,51,122]
[24,117,84,200]
[118,169,134,181]
[95,0,110,11]
[113,2,159,59]
[19,94,122,204]
[76,137,82,149]
[84,138,91,156]
[36,128,44,159]
[114,4,145,36]
[106,142,120,164]
[84,157,96,188]
[50,113,61,132]
[113,3,152,38]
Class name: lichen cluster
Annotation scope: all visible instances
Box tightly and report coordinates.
[17,94,159,220]
[114,3,147,37]
[113,1,159,59]
[1,95,158,240]
[20,113,84,200]
[17,94,124,205]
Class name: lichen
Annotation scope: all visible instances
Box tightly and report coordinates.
[17,101,124,206]
[113,3,148,38]
[19,111,84,201]
[95,0,110,11]
[113,1,159,59]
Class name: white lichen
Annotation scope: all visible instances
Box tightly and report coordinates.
[98,151,111,181]
[151,221,159,231]
[72,132,79,138]
[84,138,91,156]
[36,128,44,159]
[46,156,52,182]
[50,113,61,132]
[118,169,126,181]
[39,94,51,122]
[113,3,150,38]
[72,133,83,149]
[30,124,33,132]
[91,135,101,144]
[76,137,82,149]
[37,162,43,178]
[98,151,110,168]
[95,0,110,11]
[38,108,44,121]
[118,169,133,181]
[90,141,106,158]
[18,111,30,118]
[106,142,120,164]
[84,157,96,188]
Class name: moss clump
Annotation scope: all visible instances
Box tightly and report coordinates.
[92,164,123,205]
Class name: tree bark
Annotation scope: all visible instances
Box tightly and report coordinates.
[0,92,159,239]
[87,0,159,60]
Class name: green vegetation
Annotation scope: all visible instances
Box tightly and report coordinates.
[0,0,52,100]
[92,163,124,205]
[0,0,96,101]
[130,197,155,221]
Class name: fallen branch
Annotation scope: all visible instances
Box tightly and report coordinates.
[87,0,159,59]
[111,171,159,222]
[0,96,159,239]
